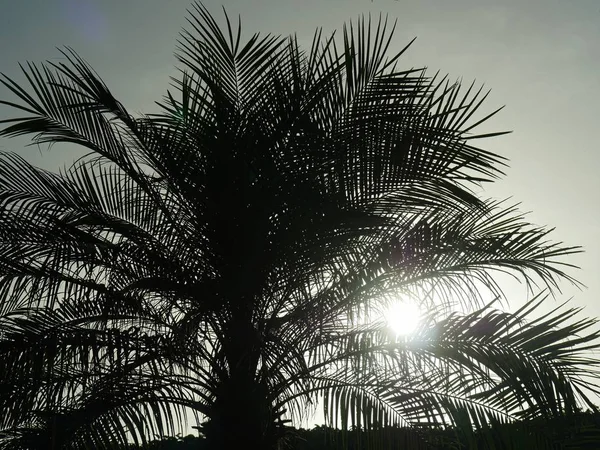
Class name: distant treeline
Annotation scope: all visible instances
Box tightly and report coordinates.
[119,410,600,449]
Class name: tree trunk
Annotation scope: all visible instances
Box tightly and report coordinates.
[201,317,285,449]
[201,374,285,449]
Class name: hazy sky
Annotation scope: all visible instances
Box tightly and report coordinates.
[1,1,598,319]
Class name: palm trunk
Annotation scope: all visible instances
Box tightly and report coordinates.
[201,316,283,449]
[202,374,282,449]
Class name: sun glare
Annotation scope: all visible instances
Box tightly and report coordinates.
[386,301,421,336]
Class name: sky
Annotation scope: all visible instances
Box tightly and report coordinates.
[1,0,599,426]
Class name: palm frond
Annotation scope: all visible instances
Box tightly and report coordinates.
[305,295,599,435]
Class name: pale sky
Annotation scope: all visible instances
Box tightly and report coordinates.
[1,0,599,423]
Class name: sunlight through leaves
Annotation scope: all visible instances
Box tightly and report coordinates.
[385,300,422,337]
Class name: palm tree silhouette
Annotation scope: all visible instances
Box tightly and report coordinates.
[0,3,598,449]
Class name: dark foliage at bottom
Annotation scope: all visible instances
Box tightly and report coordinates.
[118,411,600,450]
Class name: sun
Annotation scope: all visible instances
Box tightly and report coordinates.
[385,301,421,336]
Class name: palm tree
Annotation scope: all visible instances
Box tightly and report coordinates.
[0,3,598,449]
